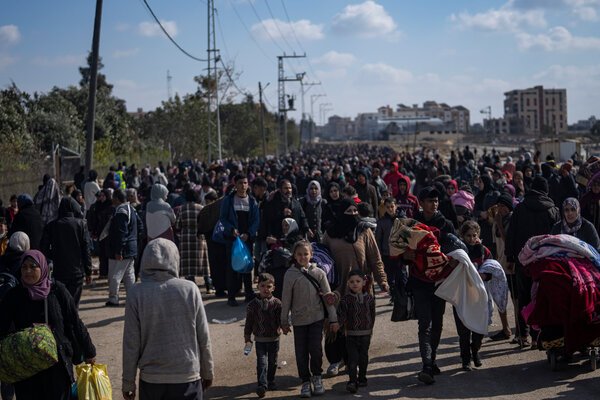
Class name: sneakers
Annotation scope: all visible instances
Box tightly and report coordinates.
[462,362,473,371]
[311,375,325,396]
[326,361,343,377]
[300,382,312,398]
[346,381,358,394]
[256,386,266,398]
[473,354,482,368]
[417,368,435,385]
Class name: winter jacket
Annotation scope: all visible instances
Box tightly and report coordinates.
[383,162,403,198]
[354,181,378,212]
[261,191,308,238]
[219,192,260,239]
[109,203,144,259]
[505,190,560,263]
[395,175,419,219]
[9,204,43,250]
[414,210,456,236]
[299,197,326,243]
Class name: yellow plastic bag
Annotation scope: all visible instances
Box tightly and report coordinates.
[76,363,113,400]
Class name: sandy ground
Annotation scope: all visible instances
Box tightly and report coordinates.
[78,278,599,400]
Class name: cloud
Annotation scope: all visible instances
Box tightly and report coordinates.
[332,1,399,38]
[32,54,85,67]
[112,48,140,59]
[115,23,130,32]
[0,25,21,46]
[0,53,17,69]
[138,21,178,38]
[359,63,413,85]
[533,64,600,84]
[573,6,599,20]
[314,68,348,80]
[314,51,356,68]
[510,0,600,21]
[517,26,600,50]
[450,6,546,32]
[250,18,323,41]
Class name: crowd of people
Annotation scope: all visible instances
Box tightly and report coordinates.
[0,143,599,399]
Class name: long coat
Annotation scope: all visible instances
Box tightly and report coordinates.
[176,202,208,277]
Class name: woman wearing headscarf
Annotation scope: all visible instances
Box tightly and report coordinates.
[299,180,326,243]
[551,197,600,249]
[146,184,176,242]
[175,189,208,287]
[0,250,96,399]
[322,182,343,233]
[580,171,600,237]
[511,171,526,200]
[322,199,389,377]
[473,175,496,255]
[0,231,30,277]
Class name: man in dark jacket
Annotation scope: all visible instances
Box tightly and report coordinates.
[198,193,227,297]
[106,189,144,306]
[41,197,92,307]
[9,194,44,250]
[262,179,308,240]
[505,176,560,347]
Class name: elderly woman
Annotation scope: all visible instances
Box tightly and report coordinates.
[551,197,600,249]
[0,250,96,399]
[146,184,176,242]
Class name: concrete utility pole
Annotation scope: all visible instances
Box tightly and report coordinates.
[167,70,173,100]
[258,82,269,159]
[84,0,103,174]
[206,0,222,161]
[299,80,320,147]
[277,53,305,155]
[310,94,325,145]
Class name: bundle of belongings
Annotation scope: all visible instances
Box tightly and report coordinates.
[518,234,600,353]
[389,219,489,334]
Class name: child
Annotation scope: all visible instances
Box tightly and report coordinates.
[375,198,398,303]
[280,240,339,398]
[457,221,492,370]
[337,270,376,394]
[244,273,282,398]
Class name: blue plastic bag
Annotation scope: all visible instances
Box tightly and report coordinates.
[231,237,253,273]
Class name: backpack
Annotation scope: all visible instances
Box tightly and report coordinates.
[310,243,339,289]
[0,272,17,303]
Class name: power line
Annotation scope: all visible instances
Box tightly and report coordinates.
[248,0,286,53]
[264,0,295,52]
[228,0,274,65]
[214,8,232,65]
[140,0,207,62]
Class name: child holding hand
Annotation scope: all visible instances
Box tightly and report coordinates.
[244,273,282,398]
[337,270,376,394]
[280,240,339,398]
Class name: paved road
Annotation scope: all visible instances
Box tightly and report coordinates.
[79,280,598,400]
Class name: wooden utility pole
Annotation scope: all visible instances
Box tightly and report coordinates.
[84,0,103,173]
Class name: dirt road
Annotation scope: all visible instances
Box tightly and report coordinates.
[79,280,598,400]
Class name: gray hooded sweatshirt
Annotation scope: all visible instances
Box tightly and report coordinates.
[122,238,214,392]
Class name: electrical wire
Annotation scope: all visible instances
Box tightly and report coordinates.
[248,0,286,53]
[228,0,275,65]
[264,0,295,52]
[140,0,207,62]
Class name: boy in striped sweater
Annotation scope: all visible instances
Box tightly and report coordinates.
[337,270,376,394]
[244,273,282,398]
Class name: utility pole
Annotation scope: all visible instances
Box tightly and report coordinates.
[258,82,269,159]
[206,0,222,161]
[299,80,320,147]
[84,0,103,174]
[480,106,492,138]
[319,102,332,125]
[310,94,325,145]
[166,70,173,100]
[278,53,305,155]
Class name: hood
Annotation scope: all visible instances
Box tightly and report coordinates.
[17,194,33,209]
[140,238,180,282]
[58,197,83,218]
[399,174,412,194]
[522,190,556,212]
[451,190,475,211]
[391,162,399,172]
[151,183,169,201]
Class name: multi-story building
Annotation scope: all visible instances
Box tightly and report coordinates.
[395,102,470,133]
[503,86,567,136]
[324,115,356,139]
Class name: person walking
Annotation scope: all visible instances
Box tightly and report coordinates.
[122,238,214,400]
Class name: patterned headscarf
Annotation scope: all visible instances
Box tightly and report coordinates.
[561,197,582,235]
[20,250,51,301]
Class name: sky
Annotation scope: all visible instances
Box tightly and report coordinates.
[2,0,600,125]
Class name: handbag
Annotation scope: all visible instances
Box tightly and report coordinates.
[0,297,59,383]
[211,220,228,244]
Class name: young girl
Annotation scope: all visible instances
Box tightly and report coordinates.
[280,240,339,398]
[337,270,376,394]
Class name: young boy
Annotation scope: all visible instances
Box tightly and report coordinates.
[244,273,282,398]
[337,270,376,393]
[375,198,399,303]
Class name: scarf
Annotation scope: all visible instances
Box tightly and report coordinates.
[562,197,582,234]
[20,250,51,301]
[326,199,360,243]
[305,180,322,206]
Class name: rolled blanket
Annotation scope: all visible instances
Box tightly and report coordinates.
[389,218,449,282]
[479,259,509,323]
[518,234,600,268]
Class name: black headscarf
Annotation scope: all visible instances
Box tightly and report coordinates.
[326,198,361,243]
[58,197,84,219]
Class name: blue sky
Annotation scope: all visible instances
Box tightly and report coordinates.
[1,0,600,124]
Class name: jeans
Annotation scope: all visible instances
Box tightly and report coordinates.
[453,307,483,363]
[108,258,136,304]
[139,379,203,400]
[410,278,446,369]
[346,335,371,383]
[293,320,324,382]
[256,341,279,388]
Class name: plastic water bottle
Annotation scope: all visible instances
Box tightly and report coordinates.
[244,342,253,356]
